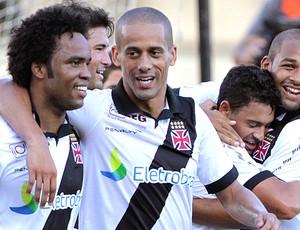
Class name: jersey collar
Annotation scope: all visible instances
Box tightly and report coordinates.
[112,79,183,118]
[33,111,74,140]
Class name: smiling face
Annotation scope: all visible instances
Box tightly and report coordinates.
[262,38,300,111]
[220,100,274,154]
[87,27,111,90]
[112,23,176,114]
[43,32,91,112]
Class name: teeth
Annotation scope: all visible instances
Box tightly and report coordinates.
[137,77,154,82]
[96,69,103,74]
[75,86,87,91]
[286,86,300,94]
[245,140,256,145]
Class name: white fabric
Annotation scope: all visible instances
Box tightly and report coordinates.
[178,81,221,105]
[192,145,268,230]
[263,119,300,229]
[0,116,82,230]
[68,89,235,230]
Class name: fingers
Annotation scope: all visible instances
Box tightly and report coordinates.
[26,141,57,207]
[26,167,43,204]
[39,173,51,208]
[256,213,281,230]
[26,169,35,196]
[216,123,245,148]
[205,110,245,148]
[26,160,57,208]
[26,171,57,208]
[34,173,43,205]
[218,133,243,148]
[48,176,57,206]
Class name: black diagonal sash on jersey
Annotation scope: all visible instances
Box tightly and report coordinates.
[43,125,83,230]
[251,109,300,164]
[116,97,197,230]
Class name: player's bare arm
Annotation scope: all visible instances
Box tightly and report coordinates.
[193,197,248,228]
[216,180,281,229]
[0,78,56,207]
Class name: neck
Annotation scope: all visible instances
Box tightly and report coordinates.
[30,88,66,134]
[136,97,166,119]
[34,108,66,134]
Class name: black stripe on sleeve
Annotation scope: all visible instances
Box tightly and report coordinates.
[205,165,239,194]
[243,170,275,191]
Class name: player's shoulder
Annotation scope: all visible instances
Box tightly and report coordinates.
[281,118,300,133]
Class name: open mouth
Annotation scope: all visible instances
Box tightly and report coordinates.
[136,77,155,83]
[244,140,258,152]
[284,86,300,95]
[74,85,88,91]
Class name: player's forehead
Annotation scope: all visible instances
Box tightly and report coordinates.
[54,32,91,61]
[88,27,110,47]
[233,102,274,124]
[275,39,300,63]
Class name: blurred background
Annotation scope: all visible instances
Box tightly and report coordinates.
[0,0,265,86]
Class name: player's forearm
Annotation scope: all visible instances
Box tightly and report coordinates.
[216,181,269,229]
[253,177,300,219]
[192,198,247,228]
[284,181,300,217]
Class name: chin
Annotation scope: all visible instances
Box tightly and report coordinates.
[71,102,84,110]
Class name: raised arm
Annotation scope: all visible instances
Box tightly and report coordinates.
[0,78,56,207]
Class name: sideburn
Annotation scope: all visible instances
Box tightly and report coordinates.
[46,62,54,79]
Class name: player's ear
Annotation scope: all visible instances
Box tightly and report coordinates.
[219,100,231,117]
[260,56,271,70]
[31,62,47,79]
[111,45,121,67]
[169,45,177,66]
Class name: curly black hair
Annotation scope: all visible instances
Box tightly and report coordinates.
[217,64,281,112]
[7,3,89,88]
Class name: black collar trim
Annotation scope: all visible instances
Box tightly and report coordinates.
[111,79,183,120]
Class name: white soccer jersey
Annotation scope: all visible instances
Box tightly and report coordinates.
[179,83,300,229]
[178,81,221,105]
[259,118,300,229]
[192,145,274,230]
[0,116,83,230]
[68,82,238,230]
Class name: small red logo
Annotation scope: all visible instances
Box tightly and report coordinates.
[71,142,83,164]
[171,130,192,150]
[252,140,270,163]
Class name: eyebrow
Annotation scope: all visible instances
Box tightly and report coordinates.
[280,58,297,63]
[94,43,109,48]
[68,56,90,62]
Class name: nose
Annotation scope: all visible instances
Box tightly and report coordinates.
[253,127,266,142]
[82,63,92,79]
[290,69,300,82]
[138,54,152,71]
[102,50,112,67]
